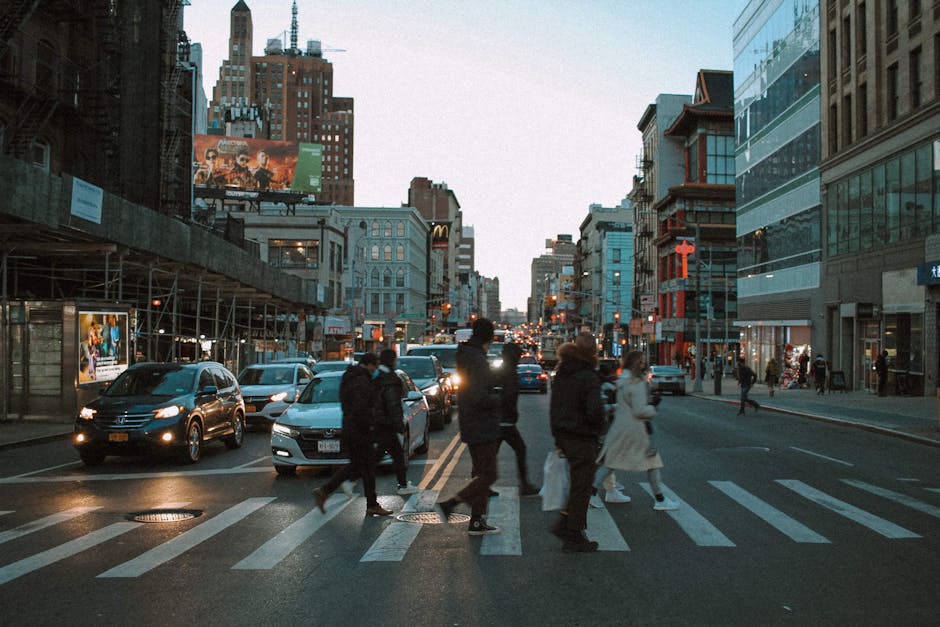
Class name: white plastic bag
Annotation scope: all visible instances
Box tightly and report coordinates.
[540,449,570,511]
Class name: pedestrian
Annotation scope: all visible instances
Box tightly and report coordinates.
[374,348,419,496]
[736,358,760,415]
[812,354,828,395]
[313,353,393,517]
[591,350,678,513]
[705,354,715,381]
[548,332,606,552]
[593,360,629,506]
[875,350,888,397]
[764,357,779,397]
[798,352,809,387]
[496,342,539,496]
[436,318,503,535]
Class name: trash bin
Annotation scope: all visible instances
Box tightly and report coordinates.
[714,369,722,395]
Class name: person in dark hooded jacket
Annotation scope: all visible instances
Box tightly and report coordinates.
[497,341,538,496]
[374,348,418,496]
[549,332,605,552]
[436,318,503,535]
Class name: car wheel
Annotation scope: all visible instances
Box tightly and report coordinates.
[444,399,454,423]
[415,418,430,455]
[79,450,106,466]
[181,420,203,464]
[274,464,296,476]
[224,412,245,449]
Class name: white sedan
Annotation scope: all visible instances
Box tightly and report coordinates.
[270,370,430,475]
[237,363,313,429]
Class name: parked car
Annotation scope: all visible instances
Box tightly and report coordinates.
[237,363,313,429]
[73,361,245,465]
[519,353,539,364]
[312,360,353,375]
[648,364,687,395]
[406,344,460,398]
[517,363,548,393]
[270,370,429,475]
[397,355,453,430]
[272,355,317,368]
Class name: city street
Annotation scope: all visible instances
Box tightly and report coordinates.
[1,390,937,626]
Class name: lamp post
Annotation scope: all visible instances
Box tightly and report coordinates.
[691,222,703,393]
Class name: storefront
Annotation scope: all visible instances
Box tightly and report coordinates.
[735,321,813,384]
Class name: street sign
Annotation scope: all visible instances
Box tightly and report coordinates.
[399,313,423,319]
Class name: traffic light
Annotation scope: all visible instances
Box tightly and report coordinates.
[614,311,620,323]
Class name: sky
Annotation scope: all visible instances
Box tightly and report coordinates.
[185,0,749,312]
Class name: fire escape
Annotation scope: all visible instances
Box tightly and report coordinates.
[159,0,193,219]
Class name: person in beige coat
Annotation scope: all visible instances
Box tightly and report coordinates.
[592,350,679,511]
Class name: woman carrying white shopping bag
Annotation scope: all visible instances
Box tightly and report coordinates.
[593,350,679,512]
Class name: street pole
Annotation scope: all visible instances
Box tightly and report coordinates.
[693,223,703,393]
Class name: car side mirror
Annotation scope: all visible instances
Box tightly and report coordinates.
[298,378,310,386]
[198,385,218,396]
[406,391,423,402]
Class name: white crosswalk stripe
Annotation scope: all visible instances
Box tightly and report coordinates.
[481,488,522,555]
[235,493,358,569]
[0,511,12,517]
[841,479,940,519]
[361,490,440,562]
[0,506,100,545]
[98,497,275,578]
[709,481,830,543]
[585,506,631,551]
[640,483,736,547]
[777,480,921,539]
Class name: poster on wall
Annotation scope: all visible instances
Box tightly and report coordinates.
[192,135,322,193]
[79,311,129,385]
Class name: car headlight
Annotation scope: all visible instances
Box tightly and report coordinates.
[269,391,288,403]
[492,358,503,368]
[272,422,299,437]
[154,405,182,419]
[450,373,461,387]
[423,384,440,396]
[79,406,96,420]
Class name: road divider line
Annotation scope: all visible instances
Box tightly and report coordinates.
[98,497,276,577]
[361,490,439,562]
[0,506,101,545]
[8,460,82,478]
[789,446,854,467]
[418,433,461,491]
[431,443,467,494]
[481,487,522,555]
[234,457,269,469]
[233,494,357,569]
[640,483,735,547]
[709,480,829,543]
[841,479,940,519]
[777,480,920,539]
[585,504,631,551]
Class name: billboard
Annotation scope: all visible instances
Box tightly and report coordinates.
[79,311,129,385]
[430,222,451,250]
[193,135,322,193]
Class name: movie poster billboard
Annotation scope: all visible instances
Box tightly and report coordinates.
[79,311,129,385]
[193,135,322,193]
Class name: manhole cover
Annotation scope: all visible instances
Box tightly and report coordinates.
[396,511,471,524]
[128,509,202,523]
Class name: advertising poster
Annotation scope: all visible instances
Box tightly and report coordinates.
[79,311,129,385]
[193,135,322,193]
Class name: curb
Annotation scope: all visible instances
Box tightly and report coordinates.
[0,431,73,451]
[694,394,940,448]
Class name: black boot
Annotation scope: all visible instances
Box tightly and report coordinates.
[550,514,568,539]
[562,529,598,553]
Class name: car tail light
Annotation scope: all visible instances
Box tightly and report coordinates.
[537,373,547,380]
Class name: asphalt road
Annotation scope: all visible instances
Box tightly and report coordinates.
[0,390,938,626]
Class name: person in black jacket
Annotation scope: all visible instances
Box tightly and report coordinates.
[313,353,392,517]
[436,318,503,535]
[374,349,418,496]
[736,358,760,415]
[549,332,605,552]
[497,342,538,496]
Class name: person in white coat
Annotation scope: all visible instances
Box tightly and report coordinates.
[592,350,679,511]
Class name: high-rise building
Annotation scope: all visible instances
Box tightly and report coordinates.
[818,0,940,395]
[528,235,577,325]
[207,1,253,130]
[733,0,822,375]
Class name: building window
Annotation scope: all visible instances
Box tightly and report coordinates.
[910,48,922,110]
[828,103,838,154]
[383,268,392,287]
[705,135,734,184]
[827,28,837,78]
[28,141,50,172]
[886,0,898,36]
[396,244,404,261]
[383,293,391,313]
[371,220,380,236]
[910,0,921,18]
[687,137,699,182]
[396,293,405,312]
[841,15,851,70]
[611,248,621,263]
[371,293,379,314]
[396,221,405,237]
[887,63,899,121]
[371,244,379,260]
[611,271,621,286]
[396,268,405,287]
[384,221,392,237]
[267,239,319,269]
[842,94,852,146]
[383,245,392,261]
[858,83,868,138]
[371,268,379,287]
[856,3,867,58]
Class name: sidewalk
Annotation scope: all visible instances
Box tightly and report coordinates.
[689,376,940,447]
[1,382,938,450]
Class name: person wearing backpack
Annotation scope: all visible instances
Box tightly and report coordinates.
[736,358,760,415]
[812,354,828,395]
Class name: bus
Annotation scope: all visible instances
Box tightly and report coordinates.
[455,328,510,344]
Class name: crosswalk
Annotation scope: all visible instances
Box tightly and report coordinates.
[0,478,936,584]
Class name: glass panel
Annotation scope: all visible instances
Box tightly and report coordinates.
[847,175,859,252]
[915,144,931,227]
[900,152,916,239]
[859,170,872,250]
[884,157,900,243]
[872,164,886,245]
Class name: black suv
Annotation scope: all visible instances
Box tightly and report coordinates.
[397,355,453,430]
[74,361,245,465]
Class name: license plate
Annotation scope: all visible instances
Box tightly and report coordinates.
[245,405,256,412]
[317,439,340,453]
[108,432,129,442]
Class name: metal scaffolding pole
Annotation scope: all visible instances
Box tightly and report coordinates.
[1,251,8,422]
[195,278,202,361]
[214,288,221,362]
[171,271,179,362]
[147,264,154,360]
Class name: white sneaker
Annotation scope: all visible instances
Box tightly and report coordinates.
[397,481,419,495]
[340,480,356,498]
[653,497,679,511]
[604,488,631,503]
[589,494,605,509]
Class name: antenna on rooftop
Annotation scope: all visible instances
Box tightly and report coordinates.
[290,0,298,53]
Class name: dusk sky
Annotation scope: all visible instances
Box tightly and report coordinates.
[186,0,749,311]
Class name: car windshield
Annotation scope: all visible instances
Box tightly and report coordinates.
[104,368,196,397]
[409,348,456,368]
[297,376,341,404]
[517,365,542,373]
[238,367,294,385]
[314,362,351,373]
[651,366,684,375]
[398,359,436,379]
